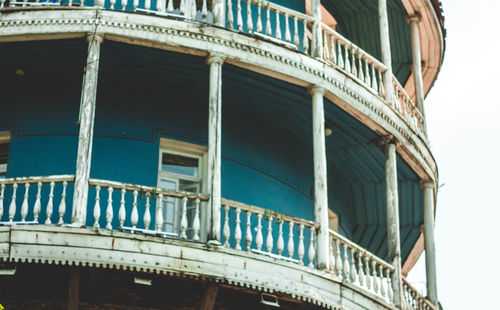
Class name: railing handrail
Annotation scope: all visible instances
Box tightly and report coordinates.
[392,77,424,120]
[247,0,314,23]
[402,277,436,310]
[0,174,75,184]
[329,228,394,272]
[221,197,319,228]
[89,178,210,201]
[321,23,387,71]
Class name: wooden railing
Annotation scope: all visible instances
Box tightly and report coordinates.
[329,229,395,304]
[0,175,74,224]
[221,198,318,267]
[393,78,426,137]
[88,178,209,240]
[402,278,436,310]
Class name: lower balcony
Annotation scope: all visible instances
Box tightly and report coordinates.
[0,175,434,310]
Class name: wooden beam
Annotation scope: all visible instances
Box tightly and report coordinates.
[200,285,218,310]
[68,269,80,310]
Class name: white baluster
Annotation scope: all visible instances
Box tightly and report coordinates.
[287,221,294,258]
[93,185,101,228]
[145,0,150,10]
[255,213,263,251]
[378,70,384,98]
[323,31,329,61]
[265,4,271,36]
[202,0,207,22]
[246,0,253,32]
[379,264,386,297]
[236,0,242,31]
[265,214,273,253]
[20,183,29,222]
[350,247,357,282]
[337,41,344,68]
[386,268,393,302]
[293,17,299,46]
[223,204,230,247]
[133,0,138,10]
[365,59,371,87]
[330,35,337,64]
[167,0,173,12]
[227,0,234,29]
[0,183,5,221]
[131,190,138,229]
[275,9,281,40]
[329,236,335,273]
[335,239,342,276]
[180,0,185,15]
[106,186,113,230]
[297,223,305,265]
[372,64,378,92]
[284,13,290,42]
[351,48,357,76]
[343,243,350,280]
[344,44,351,72]
[58,181,67,224]
[110,0,116,9]
[372,260,379,294]
[245,211,252,251]
[144,192,151,230]
[302,21,309,53]
[121,0,127,11]
[180,197,188,239]
[192,198,200,241]
[118,188,126,229]
[256,1,262,33]
[234,207,242,249]
[277,219,284,256]
[358,252,365,287]
[33,182,42,222]
[156,193,164,231]
[44,182,54,224]
[307,226,315,268]
[191,0,196,20]
[365,256,372,290]
[358,54,364,82]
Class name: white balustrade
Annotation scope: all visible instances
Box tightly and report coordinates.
[0,175,74,225]
[393,77,425,137]
[402,278,436,310]
[220,198,318,267]
[329,229,395,305]
[88,178,208,241]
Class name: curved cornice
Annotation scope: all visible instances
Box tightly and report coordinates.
[0,8,438,182]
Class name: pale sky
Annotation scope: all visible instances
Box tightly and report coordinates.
[407,0,500,308]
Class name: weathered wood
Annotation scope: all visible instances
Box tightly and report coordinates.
[68,269,80,310]
[384,140,403,308]
[310,86,329,270]
[310,0,321,57]
[199,285,218,310]
[212,0,225,27]
[206,54,224,243]
[72,33,103,226]
[422,182,438,306]
[378,0,394,105]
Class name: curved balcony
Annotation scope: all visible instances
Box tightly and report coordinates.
[0,174,434,310]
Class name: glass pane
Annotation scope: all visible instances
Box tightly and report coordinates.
[0,143,9,165]
[159,179,177,233]
[162,153,198,177]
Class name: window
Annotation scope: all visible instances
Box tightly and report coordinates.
[0,132,10,180]
[157,138,207,238]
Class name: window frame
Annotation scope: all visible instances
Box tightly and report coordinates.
[0,131,10,179]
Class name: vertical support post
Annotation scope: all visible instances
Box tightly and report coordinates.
[206,54,224,243]
[407,13,428,135]
[378,0,394,104]
[212,0,226,26]
[68,268,80,310]
[384,138,403,308]
[311,0,322,58]
[309,85,329,270]
[72,33,103,226]
[422,182,438,306]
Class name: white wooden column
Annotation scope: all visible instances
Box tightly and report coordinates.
[407,13,428,135]
[72,33,103,226]
[422,182,438,306]
[384,138,403,307]
[212,0,226,26]
[378,0,394,104]
[309,85,329,270]
[206,54,224,243]
[311,0,322,58]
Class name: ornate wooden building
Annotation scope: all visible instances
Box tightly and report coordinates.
[0,0,445,308]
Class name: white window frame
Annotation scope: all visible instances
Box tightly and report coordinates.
[157,138,208,240]
[0,131,10,179]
